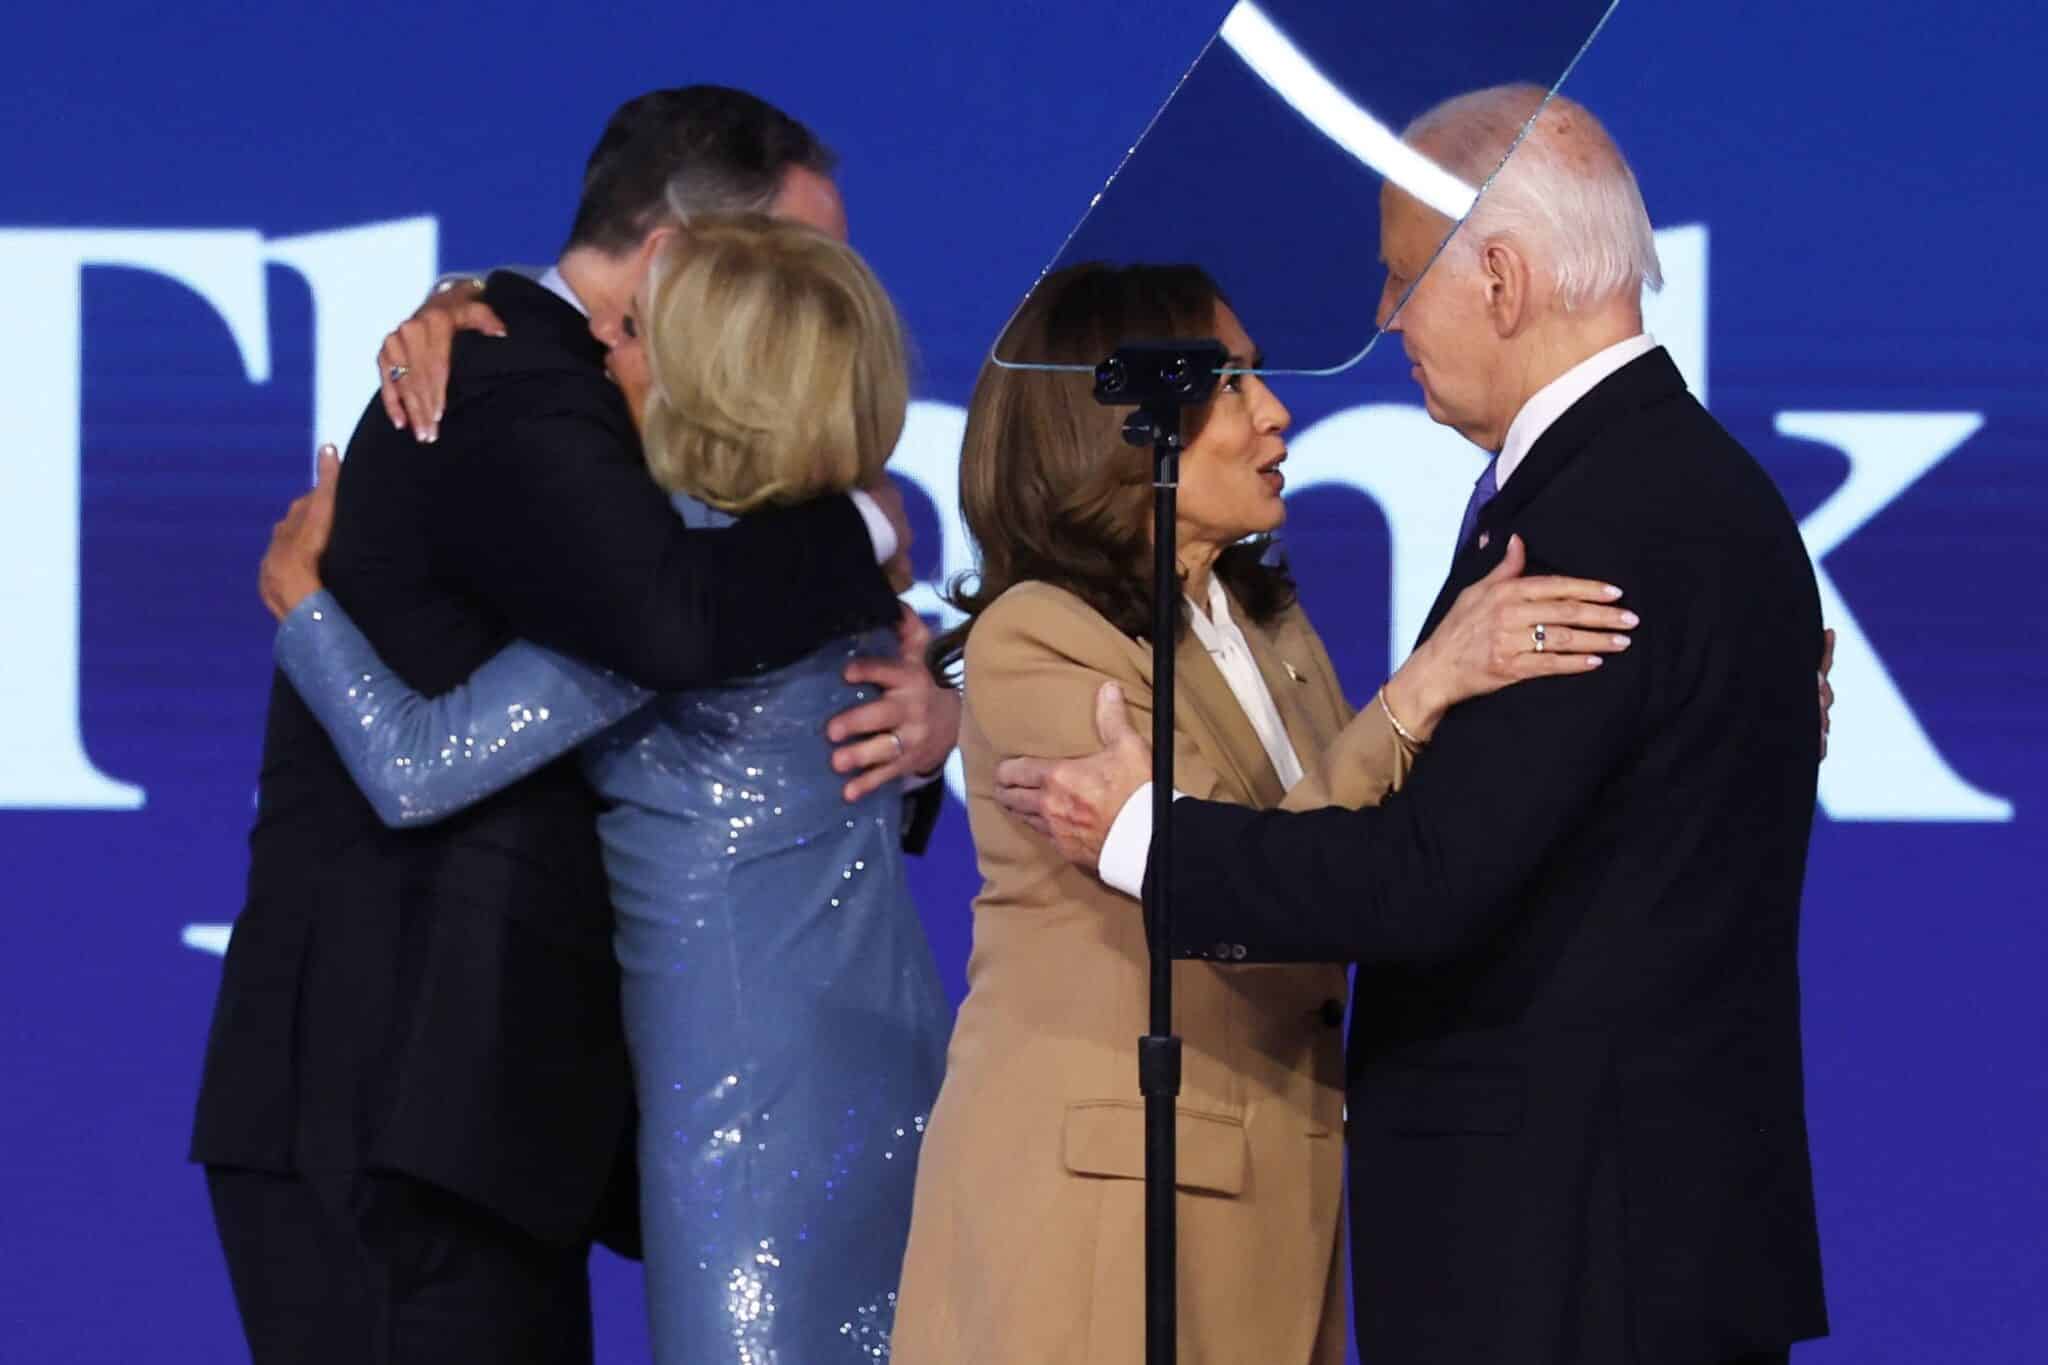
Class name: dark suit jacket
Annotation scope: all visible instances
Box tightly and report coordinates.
[1165,349,1828,1364]
[191,271,910,1251]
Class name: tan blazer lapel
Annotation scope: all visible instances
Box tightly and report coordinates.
[1171,623,1290,810]
[1238,608,1337,767]
[1124,622,1283,807]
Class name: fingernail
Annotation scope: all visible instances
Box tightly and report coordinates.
[1603,585,1624,599]
[434,408,445,423]
[1585,656,1603,667]
[1619,611,1640,627]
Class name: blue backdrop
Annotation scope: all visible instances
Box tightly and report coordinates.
[4,1,2044,1360]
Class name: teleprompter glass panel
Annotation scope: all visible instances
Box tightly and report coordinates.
[991,0,1621,378]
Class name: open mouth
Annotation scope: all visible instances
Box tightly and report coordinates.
[1256,451,1287,495]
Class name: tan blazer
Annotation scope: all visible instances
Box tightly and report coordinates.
[892,580,1416,1365]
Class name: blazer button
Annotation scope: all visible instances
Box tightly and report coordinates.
[1318,999,1344,1029]
[1211,941,1232,960]
[1231,944,1248,961]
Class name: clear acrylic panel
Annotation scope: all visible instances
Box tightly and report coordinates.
[992,0,1621,376]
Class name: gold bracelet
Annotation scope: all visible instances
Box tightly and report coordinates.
[430,274,487,297]
[1377,687,1423,748]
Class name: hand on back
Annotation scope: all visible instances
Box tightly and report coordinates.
[377,279,508,443]
[260,445,341,621]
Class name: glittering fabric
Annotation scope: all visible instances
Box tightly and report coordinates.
[588,630,948,1364]
[277,575,950,1362]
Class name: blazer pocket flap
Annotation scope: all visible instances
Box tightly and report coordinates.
[1364,1064,1526,1136]
[1061,1100,1248,1196]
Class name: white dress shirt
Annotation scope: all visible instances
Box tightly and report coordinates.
[1097,576,1303,897]
[1096,333,1661,899]
[1493,333,1656,490]
[536,266,897,564]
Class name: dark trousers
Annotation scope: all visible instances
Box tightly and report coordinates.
[206,1166,593,1365]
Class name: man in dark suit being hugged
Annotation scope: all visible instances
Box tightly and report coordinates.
[1001,87,1829,1365]
[191,87,955,1365]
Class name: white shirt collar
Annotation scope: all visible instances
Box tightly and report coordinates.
[1184,573,1237,656]
[537,265,589,318]
[1495,333,1657,489]
[1184,574,1305,792]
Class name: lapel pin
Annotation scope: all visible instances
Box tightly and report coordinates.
[1282,661,1305,684]
[1478,531,1492,550]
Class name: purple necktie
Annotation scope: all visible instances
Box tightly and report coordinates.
[1453,457,1500,557]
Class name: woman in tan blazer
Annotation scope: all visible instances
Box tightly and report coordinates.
[890,264,1636,1364]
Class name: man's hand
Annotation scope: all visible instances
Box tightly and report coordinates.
[1819,626,1837,761]
[828,606,962,801]
[994,681,1152,871]
[377,280,507,443]
[259,445,340,621]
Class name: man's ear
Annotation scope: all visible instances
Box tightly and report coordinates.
[1480,238,1533,339]
[635,224,680,273]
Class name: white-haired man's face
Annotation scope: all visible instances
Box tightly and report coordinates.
[1375,185,1515,452]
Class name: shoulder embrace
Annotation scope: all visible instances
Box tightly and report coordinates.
[965,580,1137,676]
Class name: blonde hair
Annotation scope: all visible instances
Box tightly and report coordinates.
[639,214,908,512]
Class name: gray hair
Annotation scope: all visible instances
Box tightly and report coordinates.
[1405,84,1662,309]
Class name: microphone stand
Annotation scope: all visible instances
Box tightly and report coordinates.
[1092,338,1226,1365]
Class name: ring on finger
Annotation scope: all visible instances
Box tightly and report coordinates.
[388,364,409,381]
[1532,623,1549,653]
[887,731,904,760]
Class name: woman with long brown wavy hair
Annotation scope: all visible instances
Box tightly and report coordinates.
[888,262,1634,1363]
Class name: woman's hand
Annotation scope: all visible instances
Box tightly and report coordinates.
[1819,627,1836,760]
[259,445,340,621]
[1380,535,1636,741]
[377,279,507,443]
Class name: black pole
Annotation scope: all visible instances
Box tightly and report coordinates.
[1139,400,1182,1365]
[1092,339,1226,1365]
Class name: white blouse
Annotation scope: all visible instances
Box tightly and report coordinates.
[1184,574,1304,791]
[1099,575,1304,897]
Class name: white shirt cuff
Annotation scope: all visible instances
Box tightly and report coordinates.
[1098,783,1187,899]
[847,490,898,565]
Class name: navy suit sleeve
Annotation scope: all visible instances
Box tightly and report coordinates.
[1165,572,1650,966]
[436,408,898,691]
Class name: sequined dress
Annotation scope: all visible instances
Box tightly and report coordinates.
[276,513,951,1363]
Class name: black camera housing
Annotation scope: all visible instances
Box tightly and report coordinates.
[1092,339,1229,407]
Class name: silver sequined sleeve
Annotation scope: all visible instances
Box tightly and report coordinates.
[275,589,651,827]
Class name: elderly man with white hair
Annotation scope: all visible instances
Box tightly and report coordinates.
[998,85,1830,1365]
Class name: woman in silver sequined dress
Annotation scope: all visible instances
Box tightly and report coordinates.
[269,216,950,1362]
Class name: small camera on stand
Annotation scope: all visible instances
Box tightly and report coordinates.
[1093,339,1229,406]
[1094,339,1229,448]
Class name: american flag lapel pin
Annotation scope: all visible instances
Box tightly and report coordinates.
[1283,661,1305,684]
